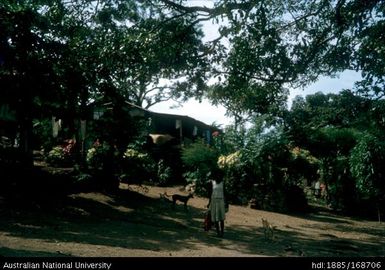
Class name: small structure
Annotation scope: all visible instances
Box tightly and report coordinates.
[89,100,220,147]
[147,110,219,146]
[87,100,221,184]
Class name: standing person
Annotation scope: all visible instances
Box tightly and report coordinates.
[314,180,321,198]
[207,169,226,237]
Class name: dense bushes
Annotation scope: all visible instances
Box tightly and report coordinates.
[181,140,219,195]
[350,134,385,219]
[181,124,310,213]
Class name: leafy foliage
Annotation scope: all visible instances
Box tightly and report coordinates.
[155,0,385,121]
[86,142,118,171]
[285,90,385,217]
[46,146,67,167]
[350,134,385,199]
[156,159,173,186]
[120,145,156,184]
[181,140,218,173]
[181,140,219,195]
[2,0,385,218]
[211,120,309,211]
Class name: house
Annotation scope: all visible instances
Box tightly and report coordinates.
[147,110,219,146]
[90,100,221,147]
[87,100,222,183]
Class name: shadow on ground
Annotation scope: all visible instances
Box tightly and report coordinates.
[0,185,384,257]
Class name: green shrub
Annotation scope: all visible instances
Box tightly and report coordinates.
[46,146,68,167]
[86,142,114,170]
[156,159,172,186]
[350,134,385,219]
[181,140,219,195]
[182,140,218,173]
[120,146,155,184]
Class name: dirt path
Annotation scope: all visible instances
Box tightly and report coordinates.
[0,184,384,257]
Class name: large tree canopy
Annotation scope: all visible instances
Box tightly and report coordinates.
[1,0,384,131]
[0,0,209,117]
[152,0,384,121]
[0,0,209,165]
[1,0,385,217]
[2,0,384,116]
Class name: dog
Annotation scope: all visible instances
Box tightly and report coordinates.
[261,218,276,240]
[163,192,194,210]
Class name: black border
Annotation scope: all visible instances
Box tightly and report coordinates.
[1,257,384,270]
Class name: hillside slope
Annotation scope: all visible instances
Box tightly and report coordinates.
[0,183,384,257]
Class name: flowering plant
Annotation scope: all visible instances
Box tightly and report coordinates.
[217,151,241,169]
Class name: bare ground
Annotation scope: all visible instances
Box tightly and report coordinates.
[0,183,384,257]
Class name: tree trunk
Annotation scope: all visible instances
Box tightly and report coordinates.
[377,203,381,224]
[18,81,34,168]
